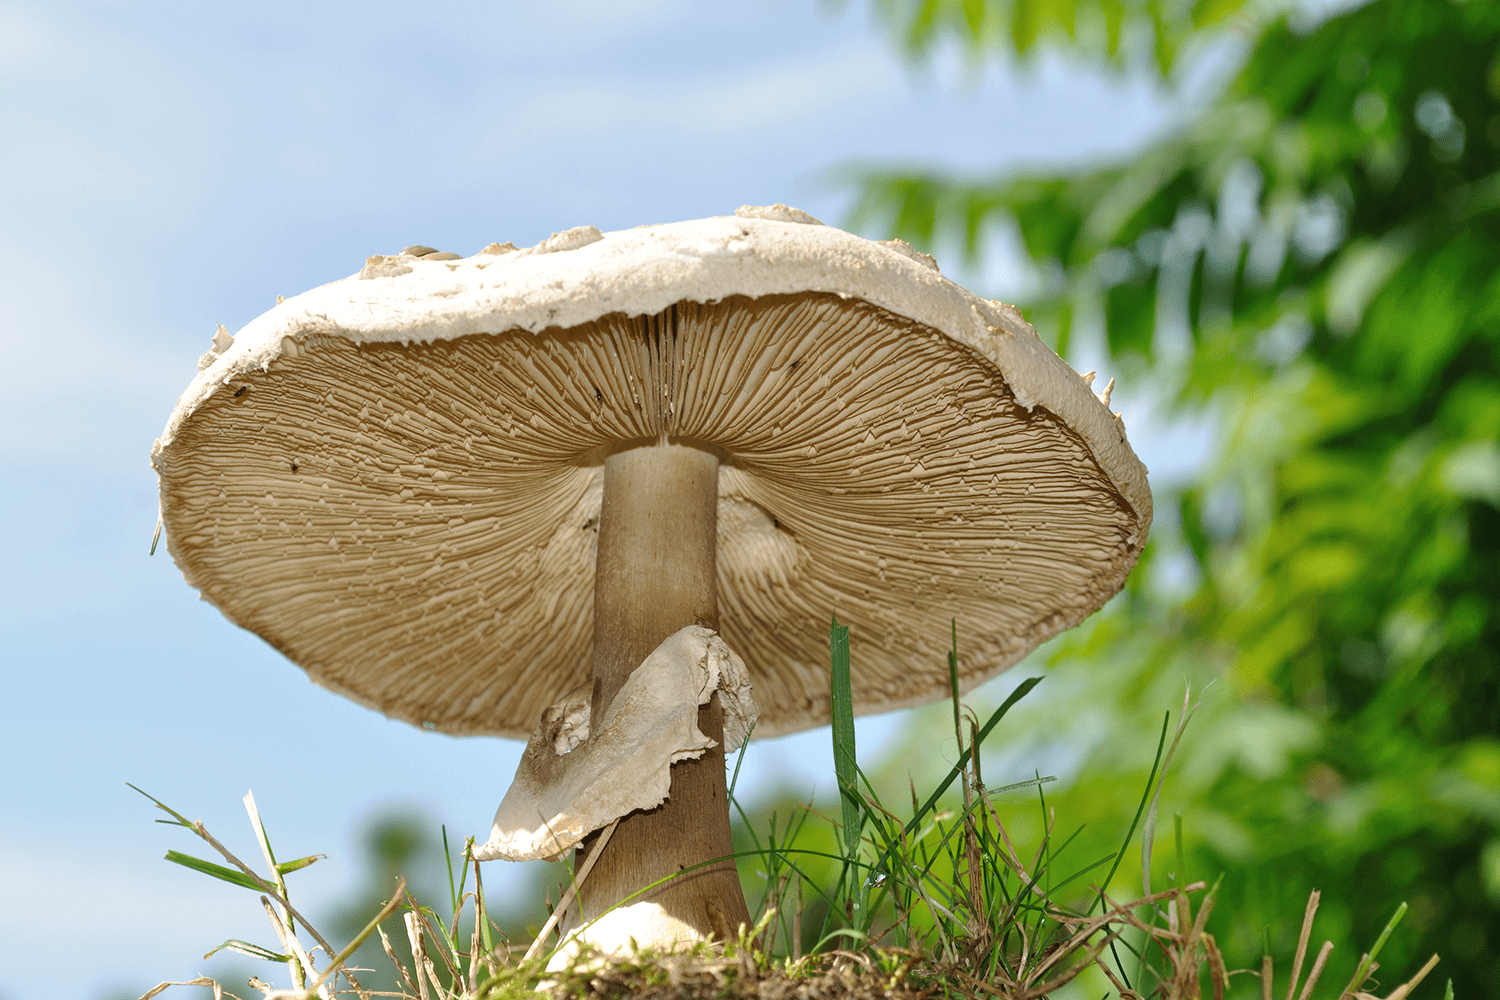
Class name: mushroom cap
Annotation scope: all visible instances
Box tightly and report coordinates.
[152,208,1151,739]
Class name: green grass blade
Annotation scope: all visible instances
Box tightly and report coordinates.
[304,876,407,997]
[274,854,325,876]
[1140,685,1199,898]
[443,825,458,916]
[164,849,263,892]
[808,927,868,952]
[1042,850,1117,899]
[1036,769,1054,894]
[1338,901,1411,999]
[203,939,292,963]
[729,720,756,800]
[1174,812,1185,887]
[454,832,471,903]
[729,791,766,857]
[1047,823,1088,869]
[127,782,193,828]
[989,774,1056,795]
[1367,901,1408,963]
[893,676,1043,856]
[473,852,494,956]
[830,615,862,858]
[947,620,962,753]
[1090,709,1170,917]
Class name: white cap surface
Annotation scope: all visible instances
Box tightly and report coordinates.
[152,207,1151,738]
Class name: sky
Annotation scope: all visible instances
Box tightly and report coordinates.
[0,3,1220,997]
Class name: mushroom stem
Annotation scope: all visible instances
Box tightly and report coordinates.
[572,442,751,951]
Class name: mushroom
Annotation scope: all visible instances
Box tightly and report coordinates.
[151,205,1151,956]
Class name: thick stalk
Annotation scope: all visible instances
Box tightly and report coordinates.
[572,442,751,951]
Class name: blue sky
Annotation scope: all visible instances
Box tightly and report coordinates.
[0,3,1215,997]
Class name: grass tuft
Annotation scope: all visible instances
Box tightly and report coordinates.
[133,623,1441,1000]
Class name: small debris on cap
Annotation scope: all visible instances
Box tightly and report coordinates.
[359,255,414,280]
[531,226,605,255]
[396,246,463,261]
[196,323,235,371]
[876,239,939,272]
[735,203,825,226]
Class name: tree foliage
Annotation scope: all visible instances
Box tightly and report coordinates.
[856,0,1500,991]
[869,0,1256,75]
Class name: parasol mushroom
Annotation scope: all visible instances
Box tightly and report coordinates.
[151,205,1151,956]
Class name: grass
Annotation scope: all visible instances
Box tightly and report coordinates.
[133,622,1448,1000]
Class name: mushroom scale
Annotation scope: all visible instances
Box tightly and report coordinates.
[155,292,1139,739]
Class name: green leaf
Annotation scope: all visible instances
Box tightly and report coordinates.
[1105,279,1158,357]
[1191,0,1243,29]
[1047,0,1080,40]
[1150,2,1177,78]
[962,0,985,39]
[1101,0,1125,56]
[1013,0,1041,53]
[164,850,263,892]
[907,0,943,51]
